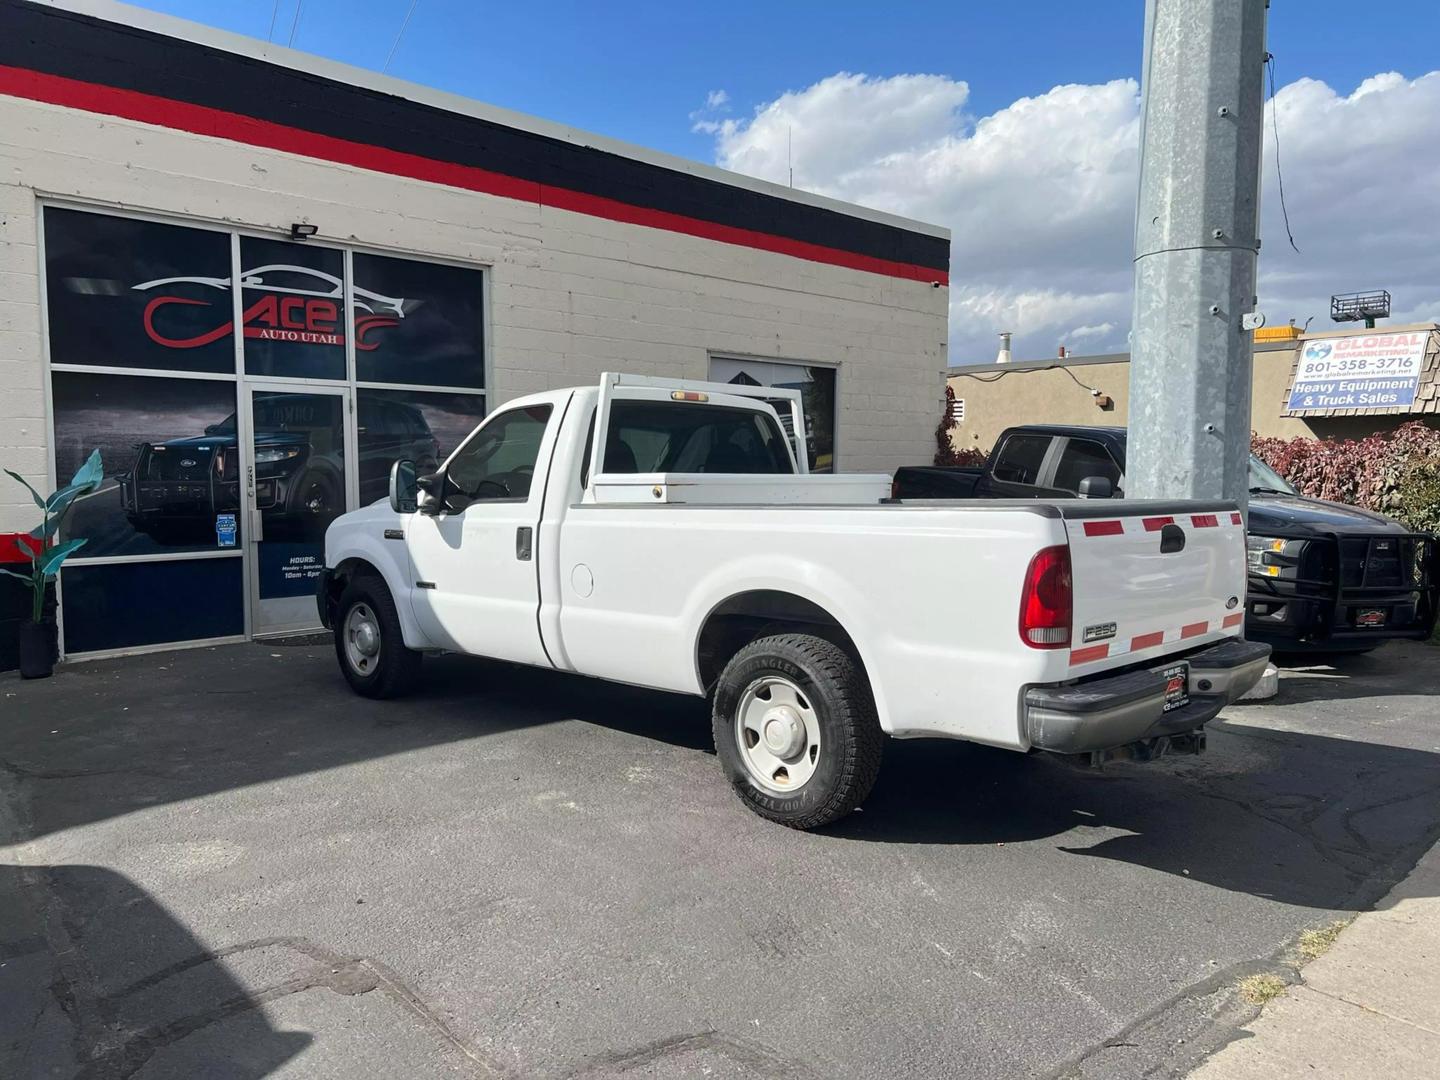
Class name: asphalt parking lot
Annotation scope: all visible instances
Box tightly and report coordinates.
[3,639,1439,1079]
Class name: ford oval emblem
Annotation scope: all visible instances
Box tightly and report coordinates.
[180,458,198,468]
[1226,595,1239,610]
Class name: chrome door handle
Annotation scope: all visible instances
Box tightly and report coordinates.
[515,526,533,561]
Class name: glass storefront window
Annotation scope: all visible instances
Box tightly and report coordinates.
[353,252,485,388]
[52,371,242,557]
[44,207,235,374]
[709,357,838,473]
[356,389,486,505]
[240,236,347,380]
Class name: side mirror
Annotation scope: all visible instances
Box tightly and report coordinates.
[1077,475,1113,499]
[415,470,443,515]
[388,459,418,513]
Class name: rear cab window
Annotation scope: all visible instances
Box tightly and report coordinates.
[583,399,795,485]
[990,434,1053,485]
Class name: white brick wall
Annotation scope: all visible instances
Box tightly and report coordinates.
[0,95,948,533]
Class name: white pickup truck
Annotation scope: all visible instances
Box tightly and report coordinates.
[319,373,1269,829]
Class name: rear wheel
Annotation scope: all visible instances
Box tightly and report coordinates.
[334,574,422,698]
[711,633,883,829]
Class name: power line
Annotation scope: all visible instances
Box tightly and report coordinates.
[1267,52,1300,254]
[286,0,304,48]
[384,0,420,74]
[266,0,281,42]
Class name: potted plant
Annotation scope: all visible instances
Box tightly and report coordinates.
[3,450,103,679]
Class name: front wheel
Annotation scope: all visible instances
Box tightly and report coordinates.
[334,574,422,698]
[711,633,883,829]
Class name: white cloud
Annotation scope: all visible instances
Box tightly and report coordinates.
[705,89,729,108]
[703,69,1440,363]
[690,88,734,135]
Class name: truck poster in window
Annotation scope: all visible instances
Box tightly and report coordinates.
[1286,333,1427,412]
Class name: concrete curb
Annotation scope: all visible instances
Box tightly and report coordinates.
[1189,838,1440,1078]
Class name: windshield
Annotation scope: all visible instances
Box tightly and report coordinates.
[1248,455,1297,495]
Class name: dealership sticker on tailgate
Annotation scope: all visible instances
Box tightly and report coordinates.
[1161,663,1189,712]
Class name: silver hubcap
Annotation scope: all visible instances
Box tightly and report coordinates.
[735,676,822,793]
[344,602,381,675]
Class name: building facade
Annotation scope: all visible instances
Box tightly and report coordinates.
[947,324,1440,456]
[0,0,950,667]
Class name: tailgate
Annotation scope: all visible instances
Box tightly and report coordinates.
[1062,501,1247,673]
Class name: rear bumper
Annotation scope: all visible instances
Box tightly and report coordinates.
[1024,638,1271,755]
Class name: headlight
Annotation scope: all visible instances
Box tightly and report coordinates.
[1246,535,1302,578]
[254,447,303,464]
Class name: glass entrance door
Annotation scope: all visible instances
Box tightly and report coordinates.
[244,384,350,635]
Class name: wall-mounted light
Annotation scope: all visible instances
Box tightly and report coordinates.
[289,222,318,241]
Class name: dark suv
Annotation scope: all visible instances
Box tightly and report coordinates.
[118,396,438,544]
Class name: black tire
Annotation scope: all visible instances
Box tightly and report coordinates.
[711,633,883,830]
[333,573,422,699]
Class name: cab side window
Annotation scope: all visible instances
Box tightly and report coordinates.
[1052,438,1123,495]
[445,404,552,504]
[990,434,1052,486]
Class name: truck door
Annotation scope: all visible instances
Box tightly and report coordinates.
[405,402,559,667]
[1046,436,1125,497]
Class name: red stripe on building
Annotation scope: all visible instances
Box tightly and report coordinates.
[1082,520,1125,537]
[1222,612,1244,628]
[1142,516,1174,532]
[1190,514,1219,528]
[1130,630,1166,651]
[1069,644,1110,666]
[1180,621,1209,639]
[0,532,33,563]
[0,66,947,286]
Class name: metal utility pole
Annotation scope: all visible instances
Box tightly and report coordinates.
[1128,0,1268,507]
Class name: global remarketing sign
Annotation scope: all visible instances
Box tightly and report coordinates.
[1286,333,1428,413]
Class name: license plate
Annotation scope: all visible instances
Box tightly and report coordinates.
[1161,663,1190,712]
[1355,608,1388,628]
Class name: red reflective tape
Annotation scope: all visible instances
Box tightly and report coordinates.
[0,66,946,285]
[1069,644,1110,666]
[1230,512,1243,525]
[1190,514,1219,528]
[1130,630,1166,651]
[1180,621,1209,639]
[1083,520,1125,537]
[1222,612,1244,628]
[1142,516,1174,532]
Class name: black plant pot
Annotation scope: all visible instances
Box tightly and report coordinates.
[18,617,58,679]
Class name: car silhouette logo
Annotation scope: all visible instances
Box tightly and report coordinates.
[1303,341,1333,361]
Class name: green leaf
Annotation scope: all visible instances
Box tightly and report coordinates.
[16,534,41,559]
[69,448,104,494]
[3,468,45,510]
[38,538,86,576]
[46,481,86,515]
[0,567,36,586]
[30,519,59,542]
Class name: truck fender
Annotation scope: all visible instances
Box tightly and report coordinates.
[683,555,895,733]
[325,531,429,651]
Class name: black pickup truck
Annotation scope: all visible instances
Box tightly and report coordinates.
[895,425,1439,652]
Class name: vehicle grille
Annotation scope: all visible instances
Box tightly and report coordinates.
[139,445,216,482]
[1338,536,1421,590]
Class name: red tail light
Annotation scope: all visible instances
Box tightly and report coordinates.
[1019,545,1072,649]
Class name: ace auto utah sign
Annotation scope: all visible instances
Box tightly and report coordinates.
[1287,333,1427,413]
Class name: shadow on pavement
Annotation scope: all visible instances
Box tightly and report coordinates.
[4,640,1438,916]
[0,861,312,1079]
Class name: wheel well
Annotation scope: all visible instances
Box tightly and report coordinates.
[696,590,864,692]
[321,557,382,626]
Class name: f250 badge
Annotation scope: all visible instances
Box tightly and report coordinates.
[1082,622,1117,643]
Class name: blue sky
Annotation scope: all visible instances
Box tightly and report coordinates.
[126,1,1437,162]
[123,1,1440,360]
